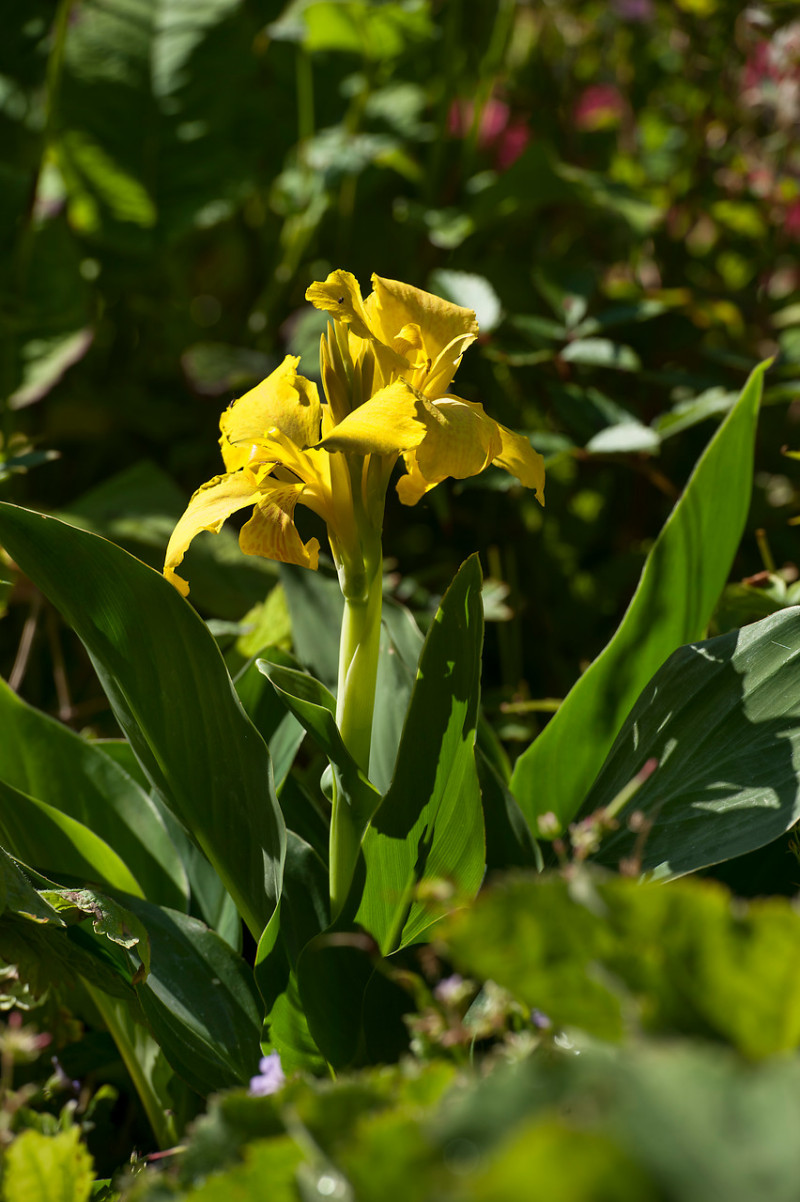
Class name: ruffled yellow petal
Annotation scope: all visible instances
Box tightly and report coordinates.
[367,275,479,395]
[396,398,501,506]
[239,482,320,570]
[220,357,321,472]
[164,470,262,596]
[305,270,373,341]
[494,424,546,504]
[316,381,429,456]
[395,399,546,508]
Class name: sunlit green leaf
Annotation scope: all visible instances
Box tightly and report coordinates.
[0,503,284,938]
[511,361,768,833]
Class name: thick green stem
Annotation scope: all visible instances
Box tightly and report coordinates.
[329,523,383,918]
[335,556,383,771]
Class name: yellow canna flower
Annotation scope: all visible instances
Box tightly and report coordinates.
[163,270,544,598]
[307,270,546,507]
[163,270,546,914]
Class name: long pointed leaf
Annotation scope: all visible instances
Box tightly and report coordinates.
[257,660,381,833]
[0,503,284,936]
[511,361,768,831]
[0,778,142,896]
[0,678,187,910]
[357,555,485,953]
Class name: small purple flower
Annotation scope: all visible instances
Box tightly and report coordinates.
[434,974,466,1005]
[51,1057,81,1095]
[249,1052,285,1096]
[531,1009,552,1030]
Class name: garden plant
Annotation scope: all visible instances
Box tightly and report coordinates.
[2,1,800,1199]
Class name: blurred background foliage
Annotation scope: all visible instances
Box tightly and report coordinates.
[2,0,800,745]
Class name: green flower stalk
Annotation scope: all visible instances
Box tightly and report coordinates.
[164,269,546,915]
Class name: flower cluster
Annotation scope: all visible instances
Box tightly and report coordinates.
[164,270,544,596]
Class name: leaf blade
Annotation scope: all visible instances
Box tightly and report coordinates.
[511,361,768,831]
[0,503,284,936]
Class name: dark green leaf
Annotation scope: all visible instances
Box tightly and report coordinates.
[582,607,800,878]
[0,777,142,896]
[257,659,381,834]
[124,896,263,1096]
[0,678,187,910]
[357,556,486,953]
[0,503,284,938]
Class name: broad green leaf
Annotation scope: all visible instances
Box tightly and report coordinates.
[84,986,182,1150]
[0,677,187,910]
[0,503,284,938]
[93,738,242,946]
[257,660,381,834]
[279,565,424,792]
[0,778,142,897]
[3,1127,94,1202]
[511,361,767,832]
[275,774,329,865]
[255,834,330,1076]
[279,564,342,689]
[443,872,800,1057]
[357,556,486,953]
[234,649,305,789]
[581,607,800,878]
[42,886,151,977]
[478,750,541,873]
[297,928,412,1070]
[124,896,263,1096]
[370,597,425,794]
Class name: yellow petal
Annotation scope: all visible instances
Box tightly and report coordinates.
[396,399,499,505]
[415,397,500,483]
[305,270,373,341]
[220,357,321,472]
[396,401,547,507]
[164,471,261,596]
[493,425,546,505]
[367,275,479,394]
[394,451,433,506]
[239,483,320,570]
[316,381,429,456]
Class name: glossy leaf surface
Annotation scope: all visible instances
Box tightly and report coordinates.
[357,555,486,953]
[511,361,767,831]
[582,607,800,878]
[0,678,187,909]
[0,503,284,937]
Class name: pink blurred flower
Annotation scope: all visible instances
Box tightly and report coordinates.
[612,0,654,21]
[741,21,800,124]
[784,199,800,239]
[573,84,626,132]
[448,96,530,170]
